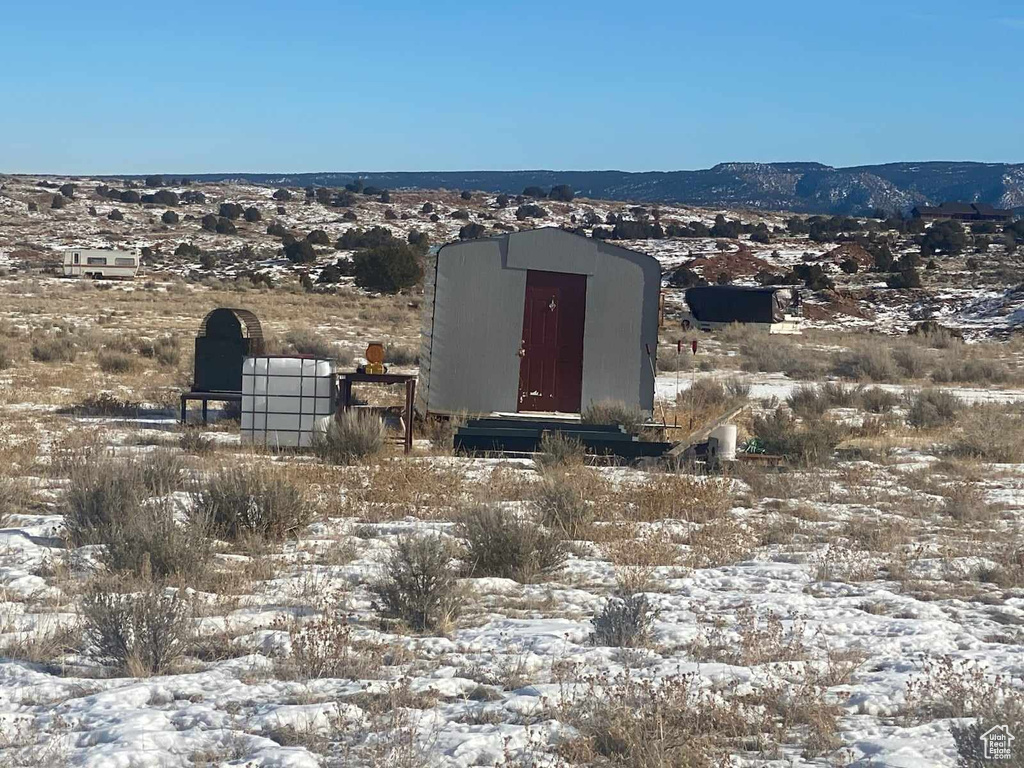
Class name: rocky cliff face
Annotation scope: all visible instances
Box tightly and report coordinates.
[138,162,1024,215]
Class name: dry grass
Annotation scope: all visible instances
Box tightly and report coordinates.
[683,517,757,568]
[688,605,808,666]
[616,473,732,523]
[533,470,595,539]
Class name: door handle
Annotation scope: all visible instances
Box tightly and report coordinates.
[517,343,526,358]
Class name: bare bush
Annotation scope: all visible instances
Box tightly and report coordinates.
[535,432,585,470]
[371,534,462,633]
[905,389,963,429]
[534,471,593,539]
[31,336,77,363]
[64,454,206,580]
[81,581,195,676]
[952,405,1024,463]
[558,671,749,766]
[590,592,656,648]
[284,329,335,359]
[751,408,846,465]
[861,387,899,413]
[831,345,899,382]
[314,410,387,465]
[582,400,646,435]
[282,610,386,681]
[458,504,566,583]
[97,350,136,374]
[193,465,311,541]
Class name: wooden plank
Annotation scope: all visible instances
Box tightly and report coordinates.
[666,400,749,459]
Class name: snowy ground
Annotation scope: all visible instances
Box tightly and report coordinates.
[0,179,1022,766]
[2,320,1023,766]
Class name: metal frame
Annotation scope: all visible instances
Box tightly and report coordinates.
[336,372,416,454]
[241,356,335,448]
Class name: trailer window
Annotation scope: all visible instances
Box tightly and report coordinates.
[114,258,135,267]
[73,253,80,264]
[87,257,107,266]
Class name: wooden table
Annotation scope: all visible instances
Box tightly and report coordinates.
[180,391,242,425]
[335,372,416,454]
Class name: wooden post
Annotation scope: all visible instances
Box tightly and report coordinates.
[404,379,416,454]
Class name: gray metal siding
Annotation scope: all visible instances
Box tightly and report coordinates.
[420,238,524,414]
[418,228,660,416]
[416,252,438,414]
[580,241,660,412]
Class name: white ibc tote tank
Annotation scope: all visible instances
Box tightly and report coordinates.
[241,356,335,448]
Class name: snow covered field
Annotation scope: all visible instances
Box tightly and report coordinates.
[0,178,1022,766]
[1,280,1022,766]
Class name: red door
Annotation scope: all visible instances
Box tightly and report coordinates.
[518,270,586,412]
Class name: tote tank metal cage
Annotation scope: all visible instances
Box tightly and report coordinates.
[241,355,336,448]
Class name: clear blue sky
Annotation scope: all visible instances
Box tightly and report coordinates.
[2,0,1021,174]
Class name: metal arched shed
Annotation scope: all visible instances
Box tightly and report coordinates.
[418,227,661,417]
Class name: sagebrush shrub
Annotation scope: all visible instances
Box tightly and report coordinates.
[582,400,646,435]
[458,504,566,583]
[751,408,845,466]
[786,385,829,417]
[0,340,14,370]
[905,389,962,428]
[179,429,215,455]
[82,581,195,675]
[591,593,656,648]
[831,345,899,382]
[535,432,585,470]
[314,410,387,465]
[64,454,204,580]
[860,387,899,413]
[372,534,462,633]
[952,405,1024,463]
[192,465,311,541]
[534,472,593,539]
[31,336,77,363]
[97,350,136,374]
[386,345,418,366]
[284,329,335,359]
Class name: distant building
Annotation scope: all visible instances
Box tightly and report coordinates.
[911,202,1013,222]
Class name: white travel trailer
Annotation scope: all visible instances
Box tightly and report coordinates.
[61,248,140,279]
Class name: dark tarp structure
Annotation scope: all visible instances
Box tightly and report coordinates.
[685,286,799,324]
